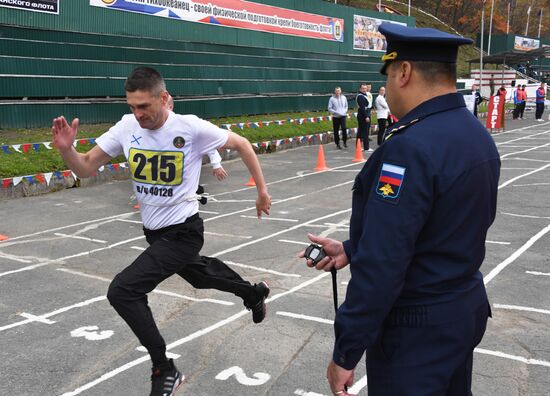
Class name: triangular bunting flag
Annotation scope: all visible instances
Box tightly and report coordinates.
[89,138,96,144]
[72,141,77,147]
[35,174,45,184]
[2,178,12,188]
[12,144,22,153]
[79,139,88,146]
[32,144,41,152]
[113,163,120,171]
[25,176,35,184]
[13,177,23,186]
[54,171,62,179]
[63,170,72,178]
[1,145,10,154]
[44,173,53,185]
[42,142,52,150]
[98,166,105,172]
[22,144,31,153]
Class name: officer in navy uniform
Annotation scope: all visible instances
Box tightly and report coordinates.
[302,23,501,395]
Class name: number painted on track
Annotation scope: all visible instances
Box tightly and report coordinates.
[70,326,114,341]
[215,366,270,386]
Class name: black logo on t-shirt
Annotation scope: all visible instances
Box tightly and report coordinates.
[173,136,185,148]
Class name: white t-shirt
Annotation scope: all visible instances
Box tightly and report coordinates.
[96,111,228,230]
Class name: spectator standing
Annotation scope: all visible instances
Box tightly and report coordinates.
[535,83,546,121]
[518,85,527,119]
[328,87,349,149]
[472,84,483,118]
[356,83,373,152]
[374,86,390,145]
[513,85,521,119]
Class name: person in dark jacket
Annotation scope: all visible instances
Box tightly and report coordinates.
[302,24,500,396]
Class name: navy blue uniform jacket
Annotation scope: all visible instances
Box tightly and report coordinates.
[334,93,501,369]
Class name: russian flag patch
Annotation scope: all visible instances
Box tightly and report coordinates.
[376,163,406,200]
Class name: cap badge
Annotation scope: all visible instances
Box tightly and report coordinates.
[381,51,398,62]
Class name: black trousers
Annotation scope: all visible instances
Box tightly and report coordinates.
[357,116,370,150]
[366,301,490,395]
[107,214,255,366]
[332,116,347,146]
[377,118,387,146]
[519,102,526,118]
[536,102,545,119]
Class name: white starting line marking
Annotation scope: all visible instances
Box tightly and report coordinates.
[116,218,143,224]
[0,296,106,332]
[54,233,107,244]
[278,239,310,246]
[0,251,33,263]
[240,215,299,222]
[199,209,220,214]
[135,346,181,360]
[507,157,550,163]
[501,212,550,220]
[486,240,511,245]
[493,304,550,316]
[484,224,550,285]
[18,313,56,324]
[204,231,253,239]
[130,246,146,251]
[225,260,301,278]
[56,268,234,306]
[474,348,550,368]
[276,311,334,324]
[496,129,550,146]
[526,270,550,277]
[500,142,550,160]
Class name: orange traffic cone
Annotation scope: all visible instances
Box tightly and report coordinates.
[245,176,256,186]
[314,144,330,172]
[0,234,8,241]
[352,138,364,162]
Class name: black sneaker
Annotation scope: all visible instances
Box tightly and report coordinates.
[150,359,184,396]
[343,142,348,148]
[245,281,270,324]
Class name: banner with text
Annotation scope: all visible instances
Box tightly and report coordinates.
[90,0,344,42]
[0,0,58,14]
[353,14,404,51]
[514,35,540,51]
[485,94,505,130]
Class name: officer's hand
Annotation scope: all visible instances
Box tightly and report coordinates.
[327,360,356,396]
[52,116,79,153]
[298,233,349,271]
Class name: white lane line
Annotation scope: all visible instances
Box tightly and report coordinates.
[526,270,550,277]
[208,199,256,203]
[277,311,334,324]
[501,212,550,219]
[240,215,299,222]
[500,142,550,159]
[496,129,550,146]
[54,233,107,244]
[0,296,106,332]
[498,163,550,189]
[199,210,220,214]
[131,246,146,251]
[501,167,540,170]
[278,239,310,246]
[116,218,142,224]
[0,236,145,278]
[204,231,253,239]
[486,240,511,245]
[484,224,550,285]
[511,182,550,187]
[59,272,331,396]
[506,157,550,163]
[474,348,550,368]
[224,260,301,278]
[493,304,550,316]
[294,389,325,396]
[18,313,56,324]
[1,212,138,243]
[0,251,33,263]
[56,268,234,305]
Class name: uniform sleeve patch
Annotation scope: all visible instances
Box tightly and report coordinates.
[376,163,405,200]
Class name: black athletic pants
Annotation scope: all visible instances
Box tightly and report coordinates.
[107,214,255,366]
[357,115,370,150]
[332,116,347,146]
[377,118,387,146]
